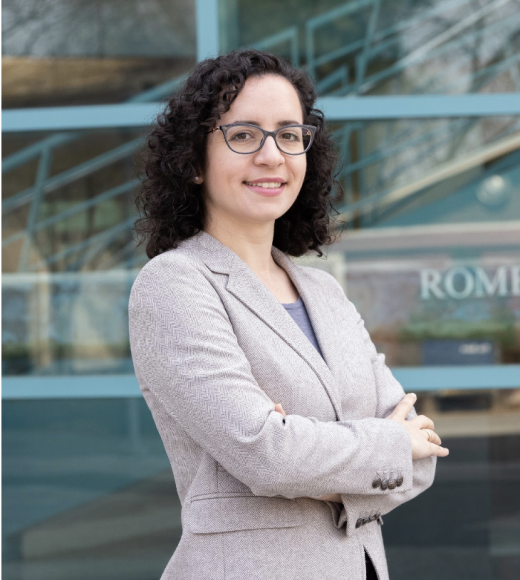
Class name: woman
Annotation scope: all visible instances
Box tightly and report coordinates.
[129,49,448,580]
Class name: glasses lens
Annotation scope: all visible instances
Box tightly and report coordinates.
[225,125,264,153]
[276,126,312,154]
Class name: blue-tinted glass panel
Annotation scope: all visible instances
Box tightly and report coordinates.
[3,128,147,377]
[298,116,520,369]
[2,398,177,579]
[221,0,520,96]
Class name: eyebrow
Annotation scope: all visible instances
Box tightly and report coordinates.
[230,119,303,127]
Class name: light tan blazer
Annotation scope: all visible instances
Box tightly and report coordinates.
[129,229,436,580]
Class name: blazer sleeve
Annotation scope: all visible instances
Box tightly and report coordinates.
[326,275,437,536]
[129,254,415,500]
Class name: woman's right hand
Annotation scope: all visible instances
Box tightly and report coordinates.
[386,393,449,460]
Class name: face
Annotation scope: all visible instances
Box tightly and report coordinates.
[201,74,307,232]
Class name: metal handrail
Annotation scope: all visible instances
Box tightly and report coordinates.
[3,0,518,273]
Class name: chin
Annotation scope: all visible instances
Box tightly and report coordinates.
[245,207,291,224]
[249,199,295,219]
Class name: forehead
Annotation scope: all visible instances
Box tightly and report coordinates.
[220,74,304,124]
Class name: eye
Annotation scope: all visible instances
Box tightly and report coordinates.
[279,131,301,142]
[229,131,254,141]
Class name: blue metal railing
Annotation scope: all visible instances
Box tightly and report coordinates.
[3,0,519,274]
[2,0,519,400]
[3,365,519,399]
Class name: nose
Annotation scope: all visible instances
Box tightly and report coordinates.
[254,135,285,166]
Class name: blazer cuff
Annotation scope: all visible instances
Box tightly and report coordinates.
[324,420,414,536]
[327,495,386,537]
[336,418,414,496]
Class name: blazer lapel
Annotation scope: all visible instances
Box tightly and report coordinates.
[270,247,345,420]
[181,231,343,421]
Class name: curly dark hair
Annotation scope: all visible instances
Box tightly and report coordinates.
[134,48,343,259]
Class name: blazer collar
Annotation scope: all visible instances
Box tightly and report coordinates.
[176,230,343,420]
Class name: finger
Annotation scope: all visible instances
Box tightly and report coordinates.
[429,443,449,457]
[413,415,435,430]
[388,393,417,420]
[422,429,442,446]
[274,403,287,417]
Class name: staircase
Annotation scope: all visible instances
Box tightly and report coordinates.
[3,0,520,273]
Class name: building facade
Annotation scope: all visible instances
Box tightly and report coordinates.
[2,1,520,578]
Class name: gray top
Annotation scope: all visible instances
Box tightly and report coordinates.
[281,296,324,358]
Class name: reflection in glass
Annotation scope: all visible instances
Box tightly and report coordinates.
[2,398,178,580]
[2,0,196,109]
[222,0,520,97]
[3,1,520,574]
[3,128,147,377]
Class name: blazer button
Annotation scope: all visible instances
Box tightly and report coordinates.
[388,479,397,489]
[356,518,363,528]
[380,478,389,490]
[396,475,403,487]
[372,478,381,489]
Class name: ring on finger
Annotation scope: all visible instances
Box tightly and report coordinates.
[424,428,433,442]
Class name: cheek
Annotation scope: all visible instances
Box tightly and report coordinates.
[205,146,244,185]
[204,147,223,183]
[292,157,307,187]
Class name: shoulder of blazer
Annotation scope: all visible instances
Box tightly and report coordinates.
[293,262,339,287]
[134,247,207,277]
[292,262,347,303]
[133,230,240,282]
[128,252,221,322]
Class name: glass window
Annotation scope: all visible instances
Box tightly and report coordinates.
[322,116,520,369]
[220,0,520,96]
[3,127,147,377]
[3,1,520,577]
[2,0,196,109]
[2,398,177,578]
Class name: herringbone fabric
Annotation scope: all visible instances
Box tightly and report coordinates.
[129,230,436,580]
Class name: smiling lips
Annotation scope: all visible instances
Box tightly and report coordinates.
[244,181,284,188]
[243,178,287,197]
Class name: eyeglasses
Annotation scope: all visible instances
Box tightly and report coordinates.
[209,123,317,155]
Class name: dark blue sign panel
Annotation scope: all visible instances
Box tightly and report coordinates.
[422,340,497,366]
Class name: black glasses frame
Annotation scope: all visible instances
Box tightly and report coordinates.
[208,123,317,155]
